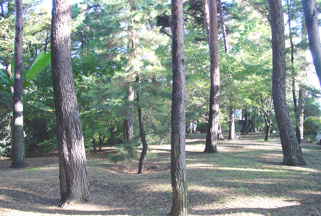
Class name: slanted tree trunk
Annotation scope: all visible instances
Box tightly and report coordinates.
[169,0,188,214]
[11,0,26,168]
[137,76,148,174]
[302,0,321,85]
[204,0,220,153]
[51,0,90,206]
[228,106,235,140]
[268,0,306,166]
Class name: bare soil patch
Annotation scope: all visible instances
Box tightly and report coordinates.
[0,133,320,216]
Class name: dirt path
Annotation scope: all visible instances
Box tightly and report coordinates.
[0,133,320,216]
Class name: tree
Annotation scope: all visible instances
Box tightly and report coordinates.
[51,0,90,206]
[204,0,220,153]
[302,0,321,85]
[169,0,188,214]
[268,0,306,165]
[11,0,25,168]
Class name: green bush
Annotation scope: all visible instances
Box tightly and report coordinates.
[304,117,321,135]
[197,122,207,133]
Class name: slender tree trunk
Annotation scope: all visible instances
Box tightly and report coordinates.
[287,0,301,144]
[51,0,90,206]
[228,106,235,140]
[93,138,97,153]
[6,61,14,94]
[169,0,188,214]
[11,0,25,168]
[240,112,248,135]
[268,0,306,166]
[298,87,306,142]
[137,76,148,174]
[302,0,321,85]
[124,86,134,141]
[204,0,220,153]
[264,121,271,141]
[218,0,229,54]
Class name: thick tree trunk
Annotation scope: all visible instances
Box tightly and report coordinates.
[204,0,220,153]
[169,0,188,214]
[228,107,235,140]
[302,0,321,85]
[137,76,148,174]
[268,0,306,166]
[11,0,26,168]
[51,0,90,206]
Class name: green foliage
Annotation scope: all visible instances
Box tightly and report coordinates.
[108,140,139,163]
[304,117,321,135]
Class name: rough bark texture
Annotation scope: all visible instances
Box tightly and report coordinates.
[11,0,26,168]
[204,0,220,153]
[169,0,188,214]
[302,0,321,85]
[268,0,306,166]
[51,0,90,206]
[228,107,235,140]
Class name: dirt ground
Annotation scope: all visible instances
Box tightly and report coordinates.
[0,133,320,216]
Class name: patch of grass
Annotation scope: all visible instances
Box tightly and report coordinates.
[0,133,320,216]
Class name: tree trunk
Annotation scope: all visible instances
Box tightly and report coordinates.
[204,0,220,153]
[124,86,134,141]
[228,106,235,140]
[268,0,306,165]
[11,0,26,168]
[302,0,321,85]
[218,0,229,54]
[6,61,14,94]
[264,121,271,141]
[298,87,306,142]
[51,0,90,206]
[93,138,97,153]
[169,0,188,214]
[137,76,148,174]
[240,112,249,135]
[287,0,301,144]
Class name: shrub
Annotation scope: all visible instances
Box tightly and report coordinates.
[304,117,321,135]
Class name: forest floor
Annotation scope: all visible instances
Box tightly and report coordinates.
[0,133,321,216]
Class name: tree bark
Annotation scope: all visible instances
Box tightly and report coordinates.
[268,0,306,165]
[218,0,229,54]
[11,0,26,168]
[169,0,188,214]
[298,87,306,142]
[228,106,235,140]
[204,0,220,153]
[124,85,134,141]
[302,0,321,85]
[137,76,148,174]
[51,0,90,206]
